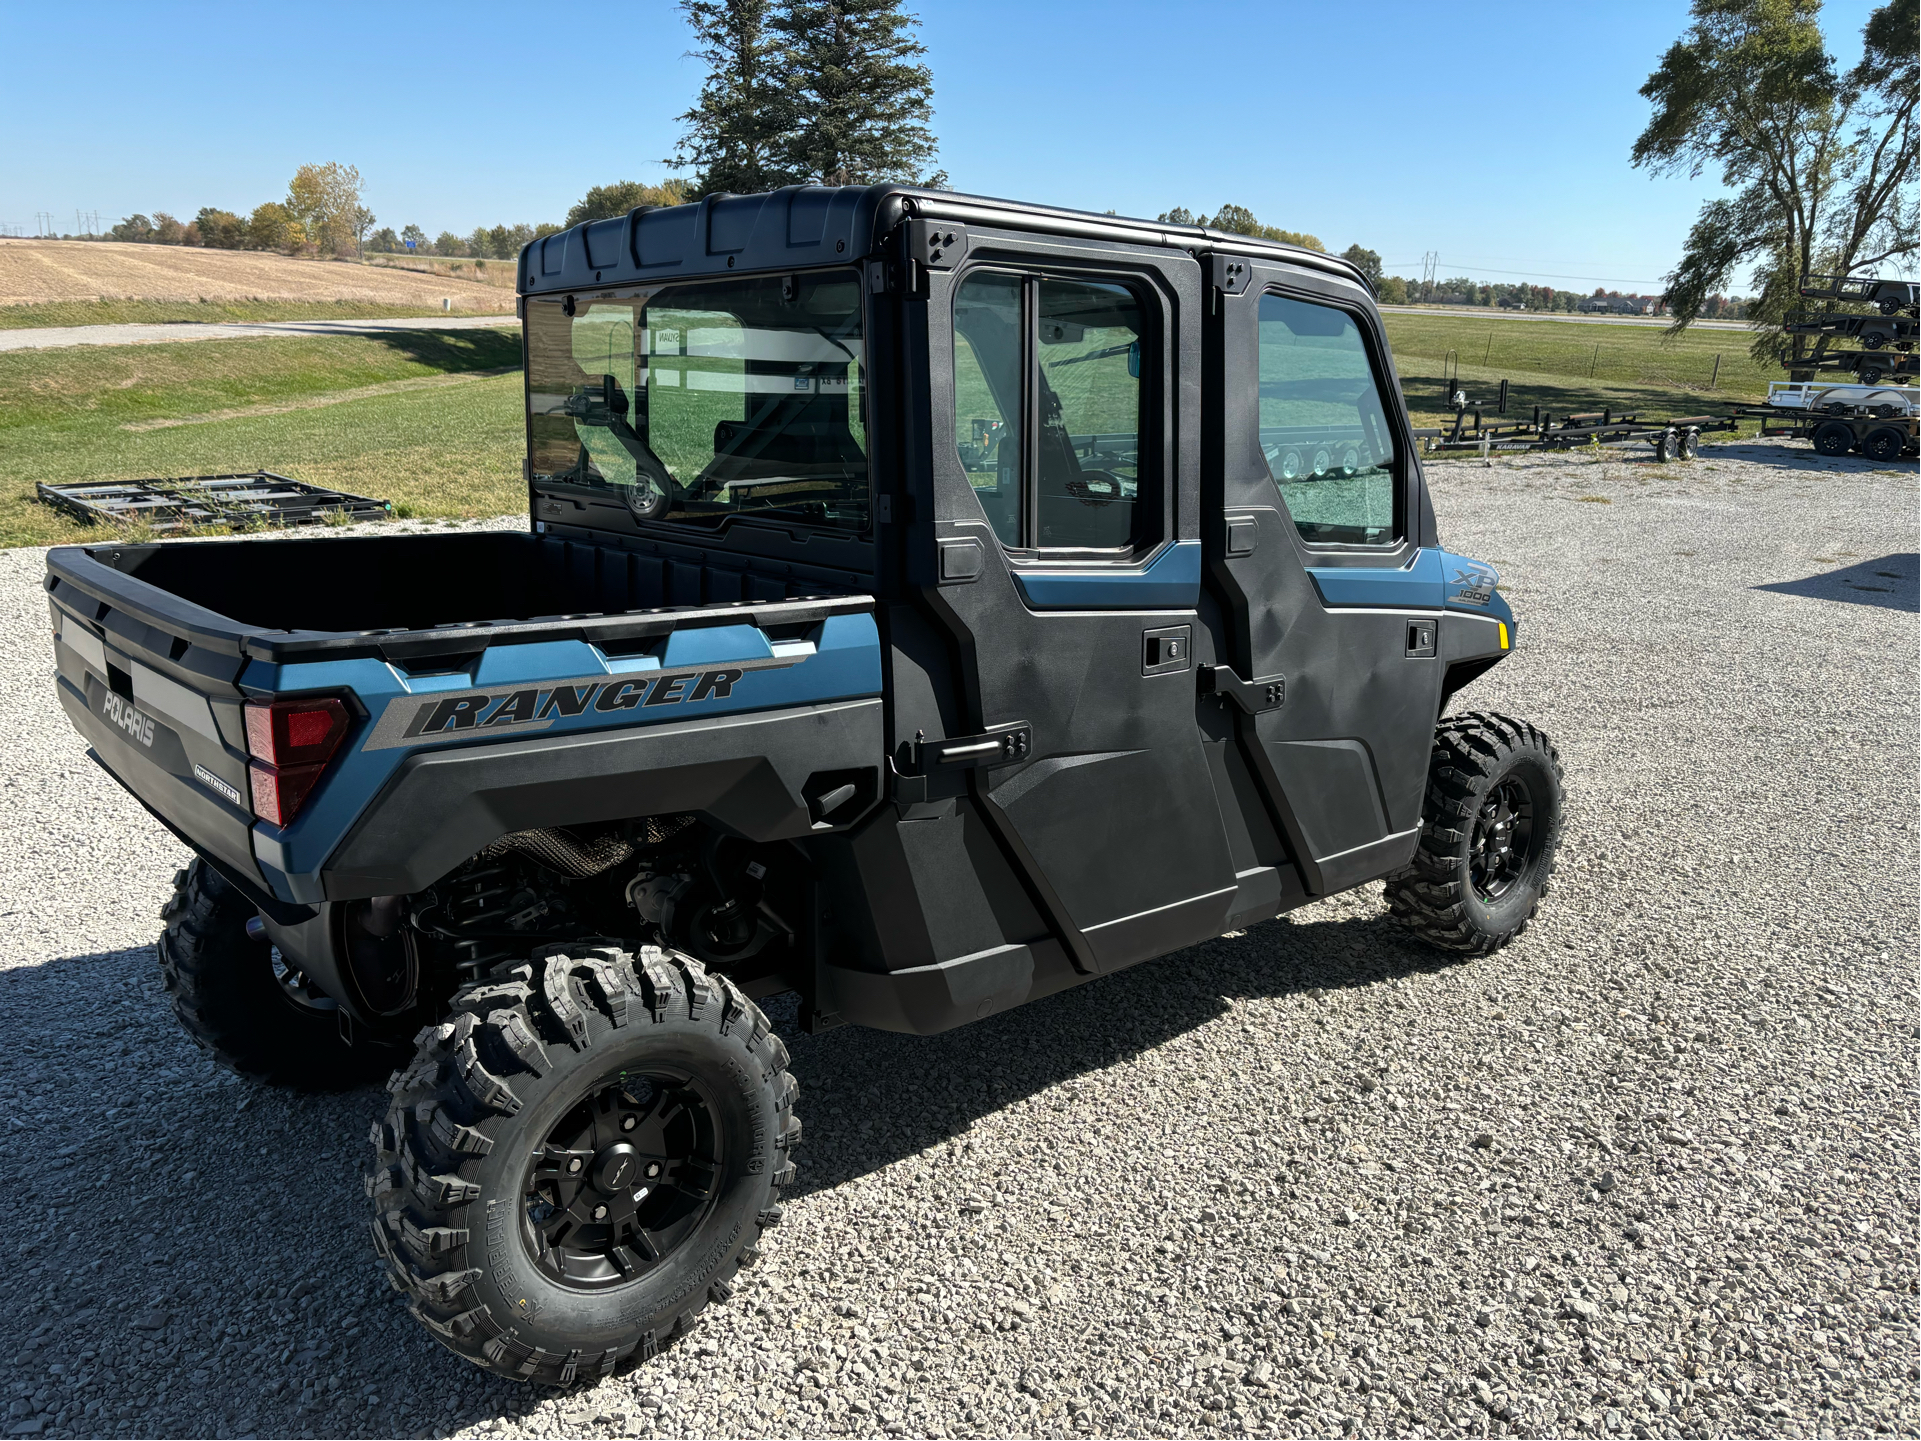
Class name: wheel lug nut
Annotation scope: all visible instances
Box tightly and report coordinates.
[568,1158,583,1173]
[592,1204,608,1220]
[646,1163,661,1178]
[621,1115,636,1132]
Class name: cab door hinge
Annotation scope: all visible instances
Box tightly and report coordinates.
[1200,665,1284,713]
[905,219,967,270]
[1208,254,1253,296]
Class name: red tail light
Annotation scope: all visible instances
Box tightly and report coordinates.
[243,697,350,827]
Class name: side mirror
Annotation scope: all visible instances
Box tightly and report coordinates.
[1127,340,1140,379]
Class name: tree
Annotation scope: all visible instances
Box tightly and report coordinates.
[1341,244,1383,285]
[247,202,301,253]
[110,214,155,243]
[1162,204,1325,251]
[196,208,246,249]
[564,180,689,229]
[368,227,401,253]
[152,213,191,246]
[432,231,468,257]
[400,224,427,251]
[286,162,367,256]
[671,0,803,195]
[1634,0,1917,368]
[1377,275,1409,305]
[769,0,942,187]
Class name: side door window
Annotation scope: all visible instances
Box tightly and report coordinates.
[1258,294,1399,546]
[953,271,1157,556]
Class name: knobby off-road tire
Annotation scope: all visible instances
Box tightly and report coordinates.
[159,859,402,1089]
[1385,712,1564,956]
[367,942,797,1385]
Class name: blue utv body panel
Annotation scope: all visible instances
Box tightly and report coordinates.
[1013,539,1203,610]
[1307,547,1515,630]
[244,612,882,900]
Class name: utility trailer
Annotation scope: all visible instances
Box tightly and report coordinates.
[1784,310,1917,354]
[1797,274,1920,315]
[1729,381,1919,460]
[1788,348,1916,387]
[1420,402,1736,461]
[37,472,391,533]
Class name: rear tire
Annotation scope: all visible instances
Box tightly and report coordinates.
[1861,426,1906,463]
[159,859,402,1089]
[1811,420,1855,457]
[1385,713,1565,956]
[366,942,795,1385]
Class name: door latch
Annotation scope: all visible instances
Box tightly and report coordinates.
[1200,666,1285,714]
[900,722,1032,773]
[1142,624,1191,676]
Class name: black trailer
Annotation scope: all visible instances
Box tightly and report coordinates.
[37,472,392,533]
[1785,310,1917,353]
[1797,275,1919,315]
[1419,401,1737,460]
[1730,399,1918,461]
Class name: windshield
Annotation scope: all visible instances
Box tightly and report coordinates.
[526,270,868,533]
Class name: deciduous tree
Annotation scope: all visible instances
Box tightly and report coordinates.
[286,162,368,257]
[563,180,689,229]
[1342,244,1383,285]
[1634,0,1917,368]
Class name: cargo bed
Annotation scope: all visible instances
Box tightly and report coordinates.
[45,530,881,908]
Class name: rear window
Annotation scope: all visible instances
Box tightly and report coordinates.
[527,270,868,533]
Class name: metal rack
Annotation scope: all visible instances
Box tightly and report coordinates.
[37,472,392,534]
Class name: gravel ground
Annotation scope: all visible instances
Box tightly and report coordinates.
[0,441,1914,1440]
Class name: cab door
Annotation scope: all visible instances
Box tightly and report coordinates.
[907,229,1239,975]
[1201,258,1446,895]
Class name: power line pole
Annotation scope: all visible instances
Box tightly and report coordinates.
[1421,251,1438,303]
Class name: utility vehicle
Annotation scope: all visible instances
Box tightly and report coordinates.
[46,185,1564,1384]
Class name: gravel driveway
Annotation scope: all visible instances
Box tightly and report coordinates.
[0,442,1914,1440]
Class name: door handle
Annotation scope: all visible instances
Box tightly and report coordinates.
[1200,665,1285,714]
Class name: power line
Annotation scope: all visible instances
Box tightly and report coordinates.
[1384,261,1667,286]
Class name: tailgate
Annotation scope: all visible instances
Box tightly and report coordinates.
[46,564,261,890]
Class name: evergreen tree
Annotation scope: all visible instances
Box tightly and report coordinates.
[671,0,803,195]
[769,0,942,188]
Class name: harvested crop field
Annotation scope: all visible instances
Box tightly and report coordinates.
[0,239,512,312]
[0,441,1912,1440]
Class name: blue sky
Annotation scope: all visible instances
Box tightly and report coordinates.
[1,0,1888,293]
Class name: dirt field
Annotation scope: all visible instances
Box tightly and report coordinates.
[0,239,512,312]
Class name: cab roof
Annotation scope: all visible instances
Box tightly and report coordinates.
[516,184,1365,297]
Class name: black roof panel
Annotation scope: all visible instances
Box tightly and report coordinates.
[517,185,1363,296]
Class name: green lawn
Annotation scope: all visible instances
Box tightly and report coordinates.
[0,329,527,546]
[1380,312,1775,432]
[0,298,514,330]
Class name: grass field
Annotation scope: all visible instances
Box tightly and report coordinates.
[0,329,526,547]
[0,309,1793,550]
[0,239,514,322]
[1382,312,1776,431]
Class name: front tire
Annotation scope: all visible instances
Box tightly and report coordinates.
[367,942,796,1385]
[158,859,402,1089]
[1385,712,1564,955]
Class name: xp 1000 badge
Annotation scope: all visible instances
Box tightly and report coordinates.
[359,660,792,752]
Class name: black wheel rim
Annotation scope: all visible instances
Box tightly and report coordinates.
[522,1070,723,1289]
[1470,773,1537,901]
[269,946,338,1015]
